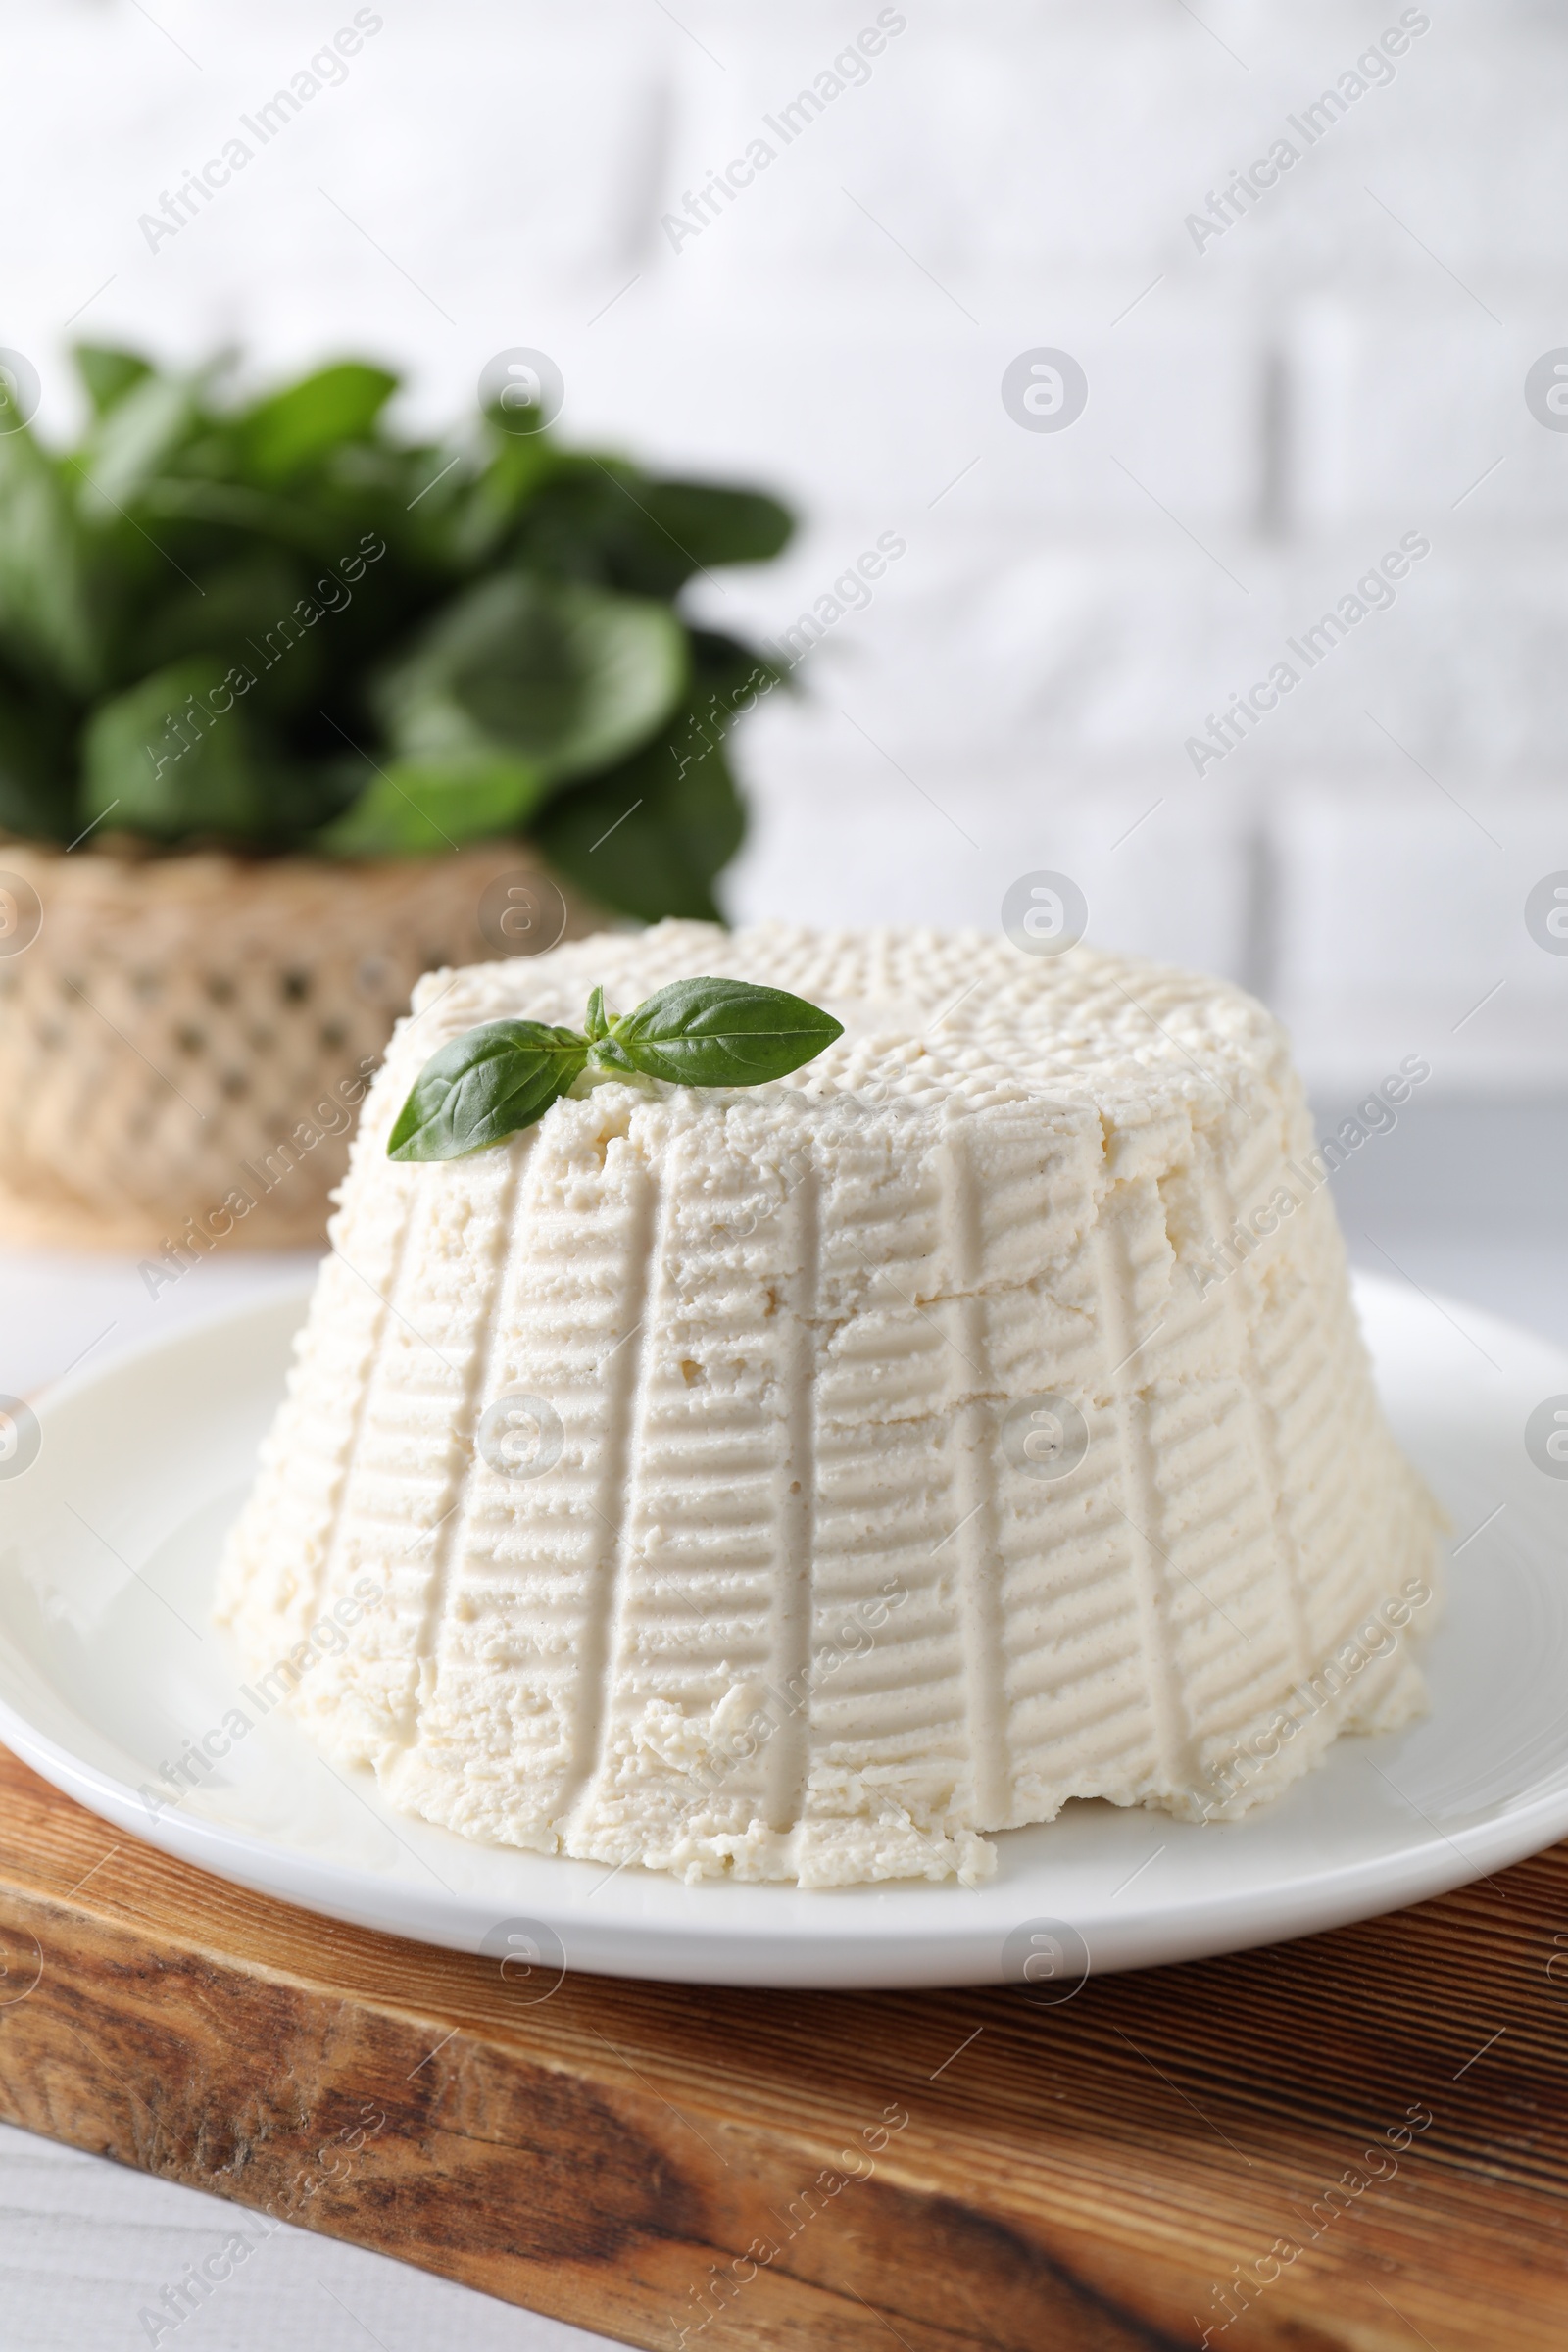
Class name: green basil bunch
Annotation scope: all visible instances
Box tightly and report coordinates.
[0,346,793,919]
[388,977,844,1160]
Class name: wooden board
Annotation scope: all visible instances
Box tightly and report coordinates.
[1,1742,1565,2352]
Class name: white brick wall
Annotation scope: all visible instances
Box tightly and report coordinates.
[2,0,1566,1089]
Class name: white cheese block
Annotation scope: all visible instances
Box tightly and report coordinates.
[216,921,1442,1886]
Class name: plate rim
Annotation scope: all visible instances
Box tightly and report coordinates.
[2,1271,1565,1988]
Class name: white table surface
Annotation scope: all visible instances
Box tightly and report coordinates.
[2,1212,1564,2351]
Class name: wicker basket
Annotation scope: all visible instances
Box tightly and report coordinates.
[0,840,599,1252]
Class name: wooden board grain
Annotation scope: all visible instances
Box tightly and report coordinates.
[0,1743,1565,2352]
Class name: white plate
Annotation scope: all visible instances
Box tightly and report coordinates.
[1,1273,1565,1990]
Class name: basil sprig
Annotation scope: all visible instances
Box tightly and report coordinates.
[387,976,843,1162]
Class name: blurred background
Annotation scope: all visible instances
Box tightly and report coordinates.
[0,0,1557,1028]
[1,6,1566,2343]
[0,0,1562,1359]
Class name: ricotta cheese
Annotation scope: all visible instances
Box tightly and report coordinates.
[216,921,1442,1886]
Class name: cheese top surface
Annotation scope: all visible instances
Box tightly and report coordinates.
[398,919,1289,1125]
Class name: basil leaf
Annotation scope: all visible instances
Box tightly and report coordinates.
[0,428,103,695]
[387,1019,588,1161]
[73,343,154,418]
[606,978,843,1087]
[76,369,202,521]
[372,573,687,791]
[82,657,288,839]
[512,471,794,598]
[530,708,745,922]
[607,479,793,595]
[583,985,609,1042]
[312,749,547,857]
[232,362,399,482]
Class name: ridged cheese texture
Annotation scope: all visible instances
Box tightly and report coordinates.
[216,922,1442,1886]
